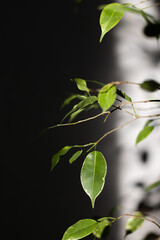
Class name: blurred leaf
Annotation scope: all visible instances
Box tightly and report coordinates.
[100,3,125,42]
[61,94,86,109]
[125,212,144,236]
[72,78,90,93]
[98,84,116,111]
[136,122,154,144]
[62,219,97,240]
[145,180,160,191]
[144,23,160,38]
[51,146,72,171]
[93,219,110,239]
[62,96,97,122]
[80,151,107,208]
[69,150,83,164]
[140,80,160,92]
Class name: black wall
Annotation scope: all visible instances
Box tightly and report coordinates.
[1,1,117,239]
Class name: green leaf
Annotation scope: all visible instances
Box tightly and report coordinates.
[125,212,144,236]
[61,94,86,109]
[62,96,97,122]
[116,89,131,102]
[136,125,154,144]
[69,150,83,164]
[93,219,110,239]
[80,151,107,208]
[72,78,90,93]
[51,146,72,171]
[62,219,97,240]
[98,84,116,112]
[145,180,160,191]
[100,3,125,42]
[140,80,160,92]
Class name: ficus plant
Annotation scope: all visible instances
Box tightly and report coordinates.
[46,1,160,239]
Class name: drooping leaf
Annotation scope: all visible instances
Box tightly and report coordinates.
[51,146,72,171]
[61,94,86,109]
[116,89,131,102]
[140,80,160,92]
[136,123,154,145]
[125,212,144,236]
[80,151,107,208]
[62,96,98,122]
[72,78,90,93]
[69,150,83,164]
[98,84,116,112]
[62,219,97,240]
[145,180,160,191]
[100,3,125,42]
[93,218,111,239]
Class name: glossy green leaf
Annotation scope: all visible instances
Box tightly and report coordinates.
[145,180,160,191]
[62,219,97,240]
[100,3,125,42]
[72,78,90,93]
[62,96,97,122]
[61,94,86,109]
[125,212,144,236]
[136,125,154,144]
[80,151,107,208]
[69,150,83,164]
[98,84,116,112]
[93,219,110,239]
[140,80,160,92]
[51,146,72,171]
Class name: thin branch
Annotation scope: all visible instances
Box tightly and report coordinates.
[111,81,141,86]
[142,3,160,10]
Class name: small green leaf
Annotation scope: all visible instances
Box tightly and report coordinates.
[116,89,131,102]
[80,151,107,208]
[125,212,144,236]
[62,96,97,122]
[100,3,125,42]
[72,78,90,93]
[51,146,72,171]
[69,150,83,164]
[93,218,111,239]
[136,125,154,145]
[62,219,97,240]
[140,80,160,92]
[98,84,116,112]
[145,180,160,191]
[61,94,86,109]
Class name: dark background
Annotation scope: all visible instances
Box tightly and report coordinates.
[1,0,118,239]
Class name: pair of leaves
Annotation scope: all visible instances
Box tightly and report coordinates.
[136,120,154,144]
[62,95,98,122]
[99,3,152,41]
[51,146,83,171]
[62,217,111,240]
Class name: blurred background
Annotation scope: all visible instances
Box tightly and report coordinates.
[1,0,119,239]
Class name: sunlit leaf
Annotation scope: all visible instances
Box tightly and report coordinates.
[100,3,125,42]
[61,94,86,109]
[51,146,72,171]
[72,78,90,93]
[136,122,154,144]
[62,219,97,240]
[62,96,97,122]
[80,151,107,208]
[93,218,111,239]
[140,80,160,92]
[98,84,116,111]
[125,212,144,236]
[69,150,83,164]
[145,180,160,191]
